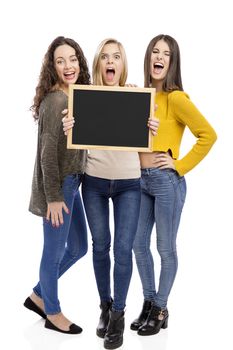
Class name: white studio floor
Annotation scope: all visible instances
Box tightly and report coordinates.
[1,206,232,350]
[3,258,232,350]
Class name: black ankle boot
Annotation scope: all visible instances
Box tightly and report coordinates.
[137,305,168,336]
[130,300,153,330]
[104,310,125,349]
[96,299,113,338]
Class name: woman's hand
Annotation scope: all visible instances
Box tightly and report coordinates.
[125,83,138,87]
[148,103,159,136]
[62,109,74,136]
[148,117,159,136]
[46,201,69,227]
[152,152,175,170]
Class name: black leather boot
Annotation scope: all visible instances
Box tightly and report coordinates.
[130,300,153,330]
[137,304,168,336]
[96,299,113,338]
[104,310,125,349]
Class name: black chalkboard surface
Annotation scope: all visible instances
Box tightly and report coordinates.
[67,85,155,152]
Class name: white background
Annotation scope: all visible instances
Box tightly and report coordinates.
[0,0,232,349]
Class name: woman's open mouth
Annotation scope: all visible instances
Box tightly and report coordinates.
[106,67,115,81]
[153,63,164,74]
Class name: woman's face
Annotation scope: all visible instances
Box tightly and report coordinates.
[150,39,171,90]
[99,43,124,86]
[54,44,80,89]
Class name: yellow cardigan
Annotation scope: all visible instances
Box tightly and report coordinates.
[152,90,217,175]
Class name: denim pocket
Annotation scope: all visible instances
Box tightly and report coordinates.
[167,170,186,203]
[167,169,181,184]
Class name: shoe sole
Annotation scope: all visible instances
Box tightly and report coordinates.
[130,324,141,331]
[104,338,123,349]
[45,319,82,334]
[96,329,106,338]
[137,321,168,336]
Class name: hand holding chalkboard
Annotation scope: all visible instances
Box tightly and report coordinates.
[62,110,75,136]
[67,84,156,152]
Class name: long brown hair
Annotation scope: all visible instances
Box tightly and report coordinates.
[144,34,183,91]
[31,36,90,120]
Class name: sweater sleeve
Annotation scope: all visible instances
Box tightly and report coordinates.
[171,91,217,175]
[40,93,67,202]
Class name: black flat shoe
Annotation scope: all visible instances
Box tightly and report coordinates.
[45,318,82,334]
[24,297,46,319]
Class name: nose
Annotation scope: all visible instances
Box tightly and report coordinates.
[64,60,72,69]
[107,56,113,64]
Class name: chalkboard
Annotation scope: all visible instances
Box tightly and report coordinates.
[67,85,155,152]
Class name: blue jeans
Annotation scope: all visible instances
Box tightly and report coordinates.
[33,174,88,314]
[82,174,141,312]
[133,168,186,309]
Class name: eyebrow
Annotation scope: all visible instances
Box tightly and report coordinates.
[101,51,121,55]
[55,54,77,60]
[153,48,170,53]
[152,48,171,54]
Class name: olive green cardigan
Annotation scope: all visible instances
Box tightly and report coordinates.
[29,91,87,217]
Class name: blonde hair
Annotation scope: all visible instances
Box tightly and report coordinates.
[92,38,128,86]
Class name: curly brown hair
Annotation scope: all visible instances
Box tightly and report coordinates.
[31,36,91,120]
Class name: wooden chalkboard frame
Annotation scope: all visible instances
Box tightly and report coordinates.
[67,84,155,152]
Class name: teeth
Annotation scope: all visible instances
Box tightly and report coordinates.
[154,63,163,68]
